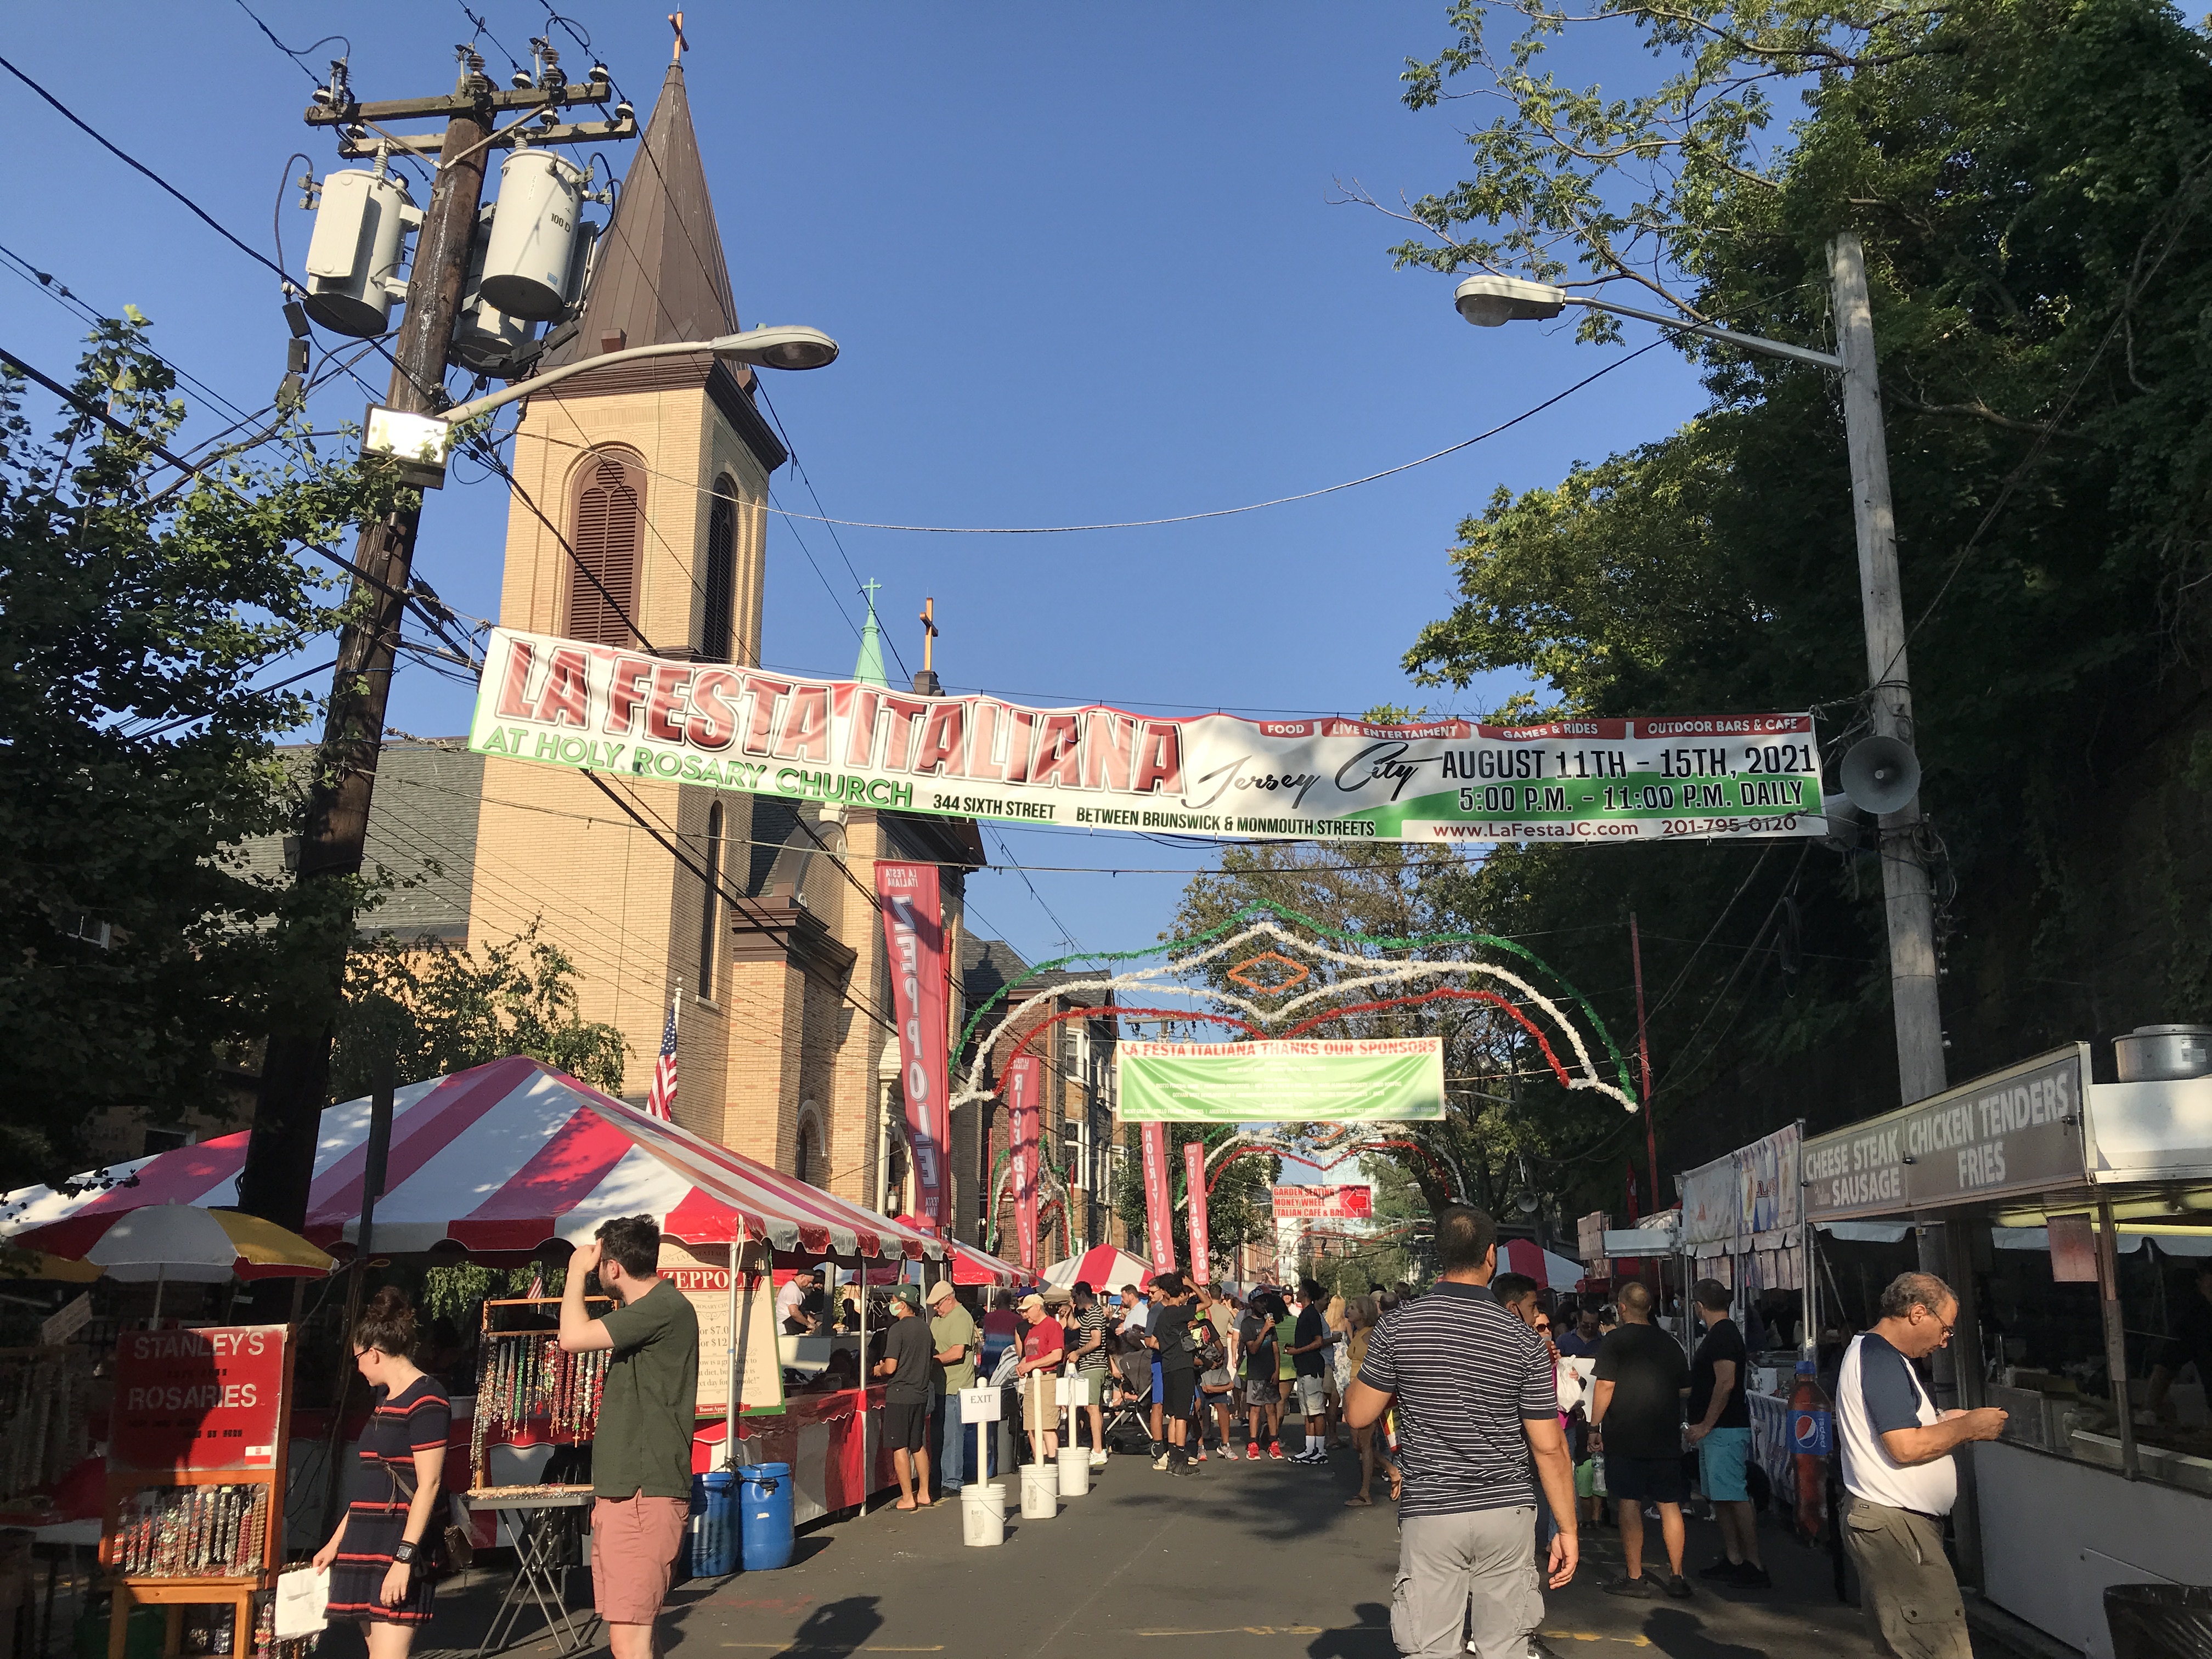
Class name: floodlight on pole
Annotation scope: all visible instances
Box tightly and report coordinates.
[361,324,840,486]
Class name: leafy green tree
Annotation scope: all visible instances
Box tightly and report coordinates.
[331,921,627,1101]
[0,318,399,1188]
[1366,0,2212,1199]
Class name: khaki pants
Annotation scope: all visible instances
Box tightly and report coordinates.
[1391,1507,1542,1659]
[1841,1494,1971,1659]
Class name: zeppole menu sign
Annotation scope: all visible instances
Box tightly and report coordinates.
[470,625,1825,845]
[1802,1045,2091,1221]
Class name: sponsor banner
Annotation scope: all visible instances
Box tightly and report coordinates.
[1141,1122,1177,1274]
[1119,1039,1445,1122]
[877,861,949,1231]
[469,626,1822,845]
[112,1325,289,1472]
[1007,1056,1042,1274]
[1184,1141,1211,1279]
[1802,1045,2090,1221]
[1268,1184,1375,1220]
[1740,1125,1799,1235]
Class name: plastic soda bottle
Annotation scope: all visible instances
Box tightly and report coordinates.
[1789,1356,1833,1538]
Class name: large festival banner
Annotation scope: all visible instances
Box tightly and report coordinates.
[1184,1141,1211,1281]
[877,861,949,1231]
[1006,1056,1042,1273]
[1268,1184,1375,1220]
[470,627,1824,845]
[1120,1040,1446,1122]
[1141,1122,1178,1274]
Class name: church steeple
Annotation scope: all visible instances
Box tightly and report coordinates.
[854,579,890,689]
[555,59,738,362]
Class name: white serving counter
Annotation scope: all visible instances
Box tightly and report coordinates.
[1972,1438,2212,1658]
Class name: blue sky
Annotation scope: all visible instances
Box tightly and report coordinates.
[5,2,1712,968]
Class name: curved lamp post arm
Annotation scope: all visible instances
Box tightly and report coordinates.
[1451,274,1839,370]
[1564,296,1841,371]
[441,324,839,425]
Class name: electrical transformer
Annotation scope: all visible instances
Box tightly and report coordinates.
[478,150,588,320]
[452,204,539,374]
[301,168,420,337]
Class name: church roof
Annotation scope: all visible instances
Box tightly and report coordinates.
[551,61,738,364]
[854,585,890,688]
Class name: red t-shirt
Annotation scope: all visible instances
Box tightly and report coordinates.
[1022,1318,1064,1365]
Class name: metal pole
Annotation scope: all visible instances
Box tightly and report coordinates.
[725,1239,741,1471]
[1629,916,1661,1265]
[239,66,498,1230]
[2095,1192,2139,1480]
[856,1260,870,1518]
[1828,232,1946,1112]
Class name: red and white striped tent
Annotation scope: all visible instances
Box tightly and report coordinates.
[1040,1244,1155,1292]
[0,1055,945,1263]
[946,1238,1029,1289]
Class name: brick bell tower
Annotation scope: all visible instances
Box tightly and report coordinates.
[465,61,985,1215]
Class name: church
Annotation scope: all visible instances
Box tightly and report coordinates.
[279,60,1124,1265]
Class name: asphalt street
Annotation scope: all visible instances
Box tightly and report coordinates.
[619,1449,1905,1659]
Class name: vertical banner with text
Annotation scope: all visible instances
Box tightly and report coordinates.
[1183,1141,1210,1284]
[1006,1056,1041,1273]
[877,861,949,1231]
[1141,1121,1177,1275]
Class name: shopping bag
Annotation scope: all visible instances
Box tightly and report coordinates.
[273,1565,329,1639]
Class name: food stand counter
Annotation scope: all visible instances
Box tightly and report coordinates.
[1801,1039,2212,1658]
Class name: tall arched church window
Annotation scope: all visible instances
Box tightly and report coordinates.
[567,453,644,645]
[697,801,724,1000]
[702,479,740,662]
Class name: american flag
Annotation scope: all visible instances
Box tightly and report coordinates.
[645,997,678,1121]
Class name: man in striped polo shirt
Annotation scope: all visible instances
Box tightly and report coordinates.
[1347,1206,1578,1659]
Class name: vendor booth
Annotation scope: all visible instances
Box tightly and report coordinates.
[1799,1035,2212,1658]
[1,1056,967,1587]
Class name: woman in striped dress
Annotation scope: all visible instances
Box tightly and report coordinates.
[313,1289,450,1657]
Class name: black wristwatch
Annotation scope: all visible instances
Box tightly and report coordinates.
[393,1541,419,1565]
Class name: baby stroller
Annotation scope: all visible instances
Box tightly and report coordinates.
[1098,1340,1156,1455]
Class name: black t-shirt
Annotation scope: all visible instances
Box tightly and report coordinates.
[1152,1301,1197,1375]
[1293,1305,1328,1378]
[1688,1317,1751,1429]
[1239,1312,1277,1382]
[1593,1322,1688,1459]
[883,1314,934,1404]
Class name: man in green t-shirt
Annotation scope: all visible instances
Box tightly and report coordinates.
[926,1281,979,1494]
[559,1216,700,1659]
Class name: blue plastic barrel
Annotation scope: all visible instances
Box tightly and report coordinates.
[684,1470,740,1578]
[738,1462,794,1571]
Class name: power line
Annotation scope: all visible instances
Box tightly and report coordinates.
[1,54,295,289]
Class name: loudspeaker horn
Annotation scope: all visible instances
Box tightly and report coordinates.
[1838,736,1922,815]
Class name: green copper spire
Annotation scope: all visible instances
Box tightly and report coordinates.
[854,577,889,689]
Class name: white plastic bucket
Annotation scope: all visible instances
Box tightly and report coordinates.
[960,1482,1005,1547]
[1019,1462,1058,1519]
[1057,1445,1090,1497]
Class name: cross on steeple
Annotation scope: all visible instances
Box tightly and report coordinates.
[861,577,882,611]
[918,597,939,674]
[668,11,688,62]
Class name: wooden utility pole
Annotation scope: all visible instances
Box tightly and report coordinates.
[238,52,630,1227]
[1629,913,1659,1220]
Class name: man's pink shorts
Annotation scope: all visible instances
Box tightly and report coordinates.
[591,1493,688,1624]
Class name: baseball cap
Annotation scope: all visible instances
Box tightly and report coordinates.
[1017,1292,1045,1314]
[888,1284,921,1310]
[924,1279,957,1304]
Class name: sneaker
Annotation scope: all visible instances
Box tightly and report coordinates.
[1297,1448,1331,1465]
[1194,1448,1207,1463]
[1170,1458,1188,1477]
[1697,1559,1742,1581]
[1268,1441,1284,1460]
[1664,1575,1694,1600]
[1152,1452,1170,1471]
[1602,1575,1658,1599]
[1090,1451,1109,1468]
[1245,1443,1261,1462]
[1729,1563,1773,1589]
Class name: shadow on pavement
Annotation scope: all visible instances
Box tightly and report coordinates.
[1639,1605,1770,1659]
[1306,1601,1396,1658]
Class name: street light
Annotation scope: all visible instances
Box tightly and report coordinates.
[1450,242,1945,1116]
[363,323,840,486]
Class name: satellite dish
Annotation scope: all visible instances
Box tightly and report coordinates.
[1839,736,1922,815]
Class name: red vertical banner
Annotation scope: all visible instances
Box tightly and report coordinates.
[1183,1141,1210,1284]
[1141,1121,1178,1275]
[1006,1056,1041,1273]
[876,861,948,1231]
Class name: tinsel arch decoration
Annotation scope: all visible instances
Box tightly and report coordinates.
[952,901,1640,1209]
